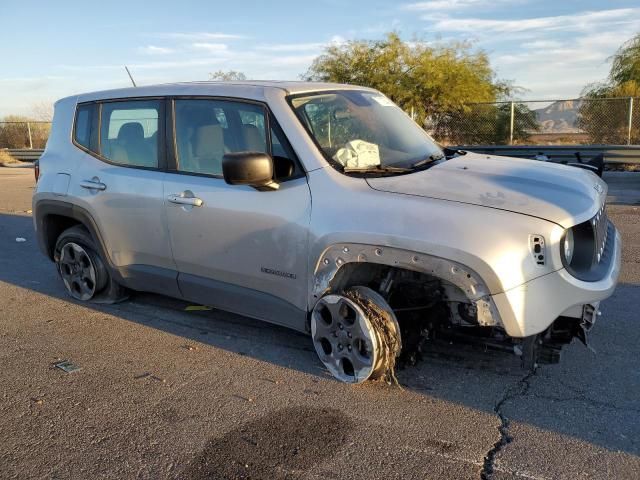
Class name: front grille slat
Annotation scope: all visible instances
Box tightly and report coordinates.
[592,203,608,263]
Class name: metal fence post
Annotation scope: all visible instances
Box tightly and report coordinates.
[509,101,515,145]
[628,97,634,146]
[27,122,33,149]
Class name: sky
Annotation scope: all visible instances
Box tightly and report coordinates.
[1,0,640,117]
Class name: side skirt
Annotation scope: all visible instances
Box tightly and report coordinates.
[178,273,308,334]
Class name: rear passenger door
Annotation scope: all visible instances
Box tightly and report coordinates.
[163,98,312,331]
[70,99,180,296]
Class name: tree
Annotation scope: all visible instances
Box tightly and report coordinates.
[579,32,640,144]
[304,32,536,144]
[209,70,247,81]
[0,115,51,149]
[609,33,640,86]
[0,115,33,148]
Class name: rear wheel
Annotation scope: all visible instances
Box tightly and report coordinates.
[54,225,127,303]
[311,286,401,384]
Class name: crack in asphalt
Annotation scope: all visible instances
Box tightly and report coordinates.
[480,369,537,480]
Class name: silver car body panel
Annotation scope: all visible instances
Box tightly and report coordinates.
[163,173,311,329]
[34,81,621,339]
[366,152,608,228]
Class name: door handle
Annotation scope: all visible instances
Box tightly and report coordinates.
[167,194,203,207]
[80,179,107,191]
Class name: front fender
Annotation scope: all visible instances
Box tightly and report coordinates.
[308,242,502,328]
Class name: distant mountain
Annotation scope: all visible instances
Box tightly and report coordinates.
[533,99,583,133]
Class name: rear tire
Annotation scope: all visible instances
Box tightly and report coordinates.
[54,225,128,303]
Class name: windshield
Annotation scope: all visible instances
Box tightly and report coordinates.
[289,90,444,174]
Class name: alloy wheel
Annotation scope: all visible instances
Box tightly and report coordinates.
[57,242,98,301]
[311,291,389,383]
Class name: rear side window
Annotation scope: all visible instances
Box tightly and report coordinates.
[74,103,97,150]
[99,100,160,168]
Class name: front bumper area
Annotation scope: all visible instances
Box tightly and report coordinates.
[491,227,621,338]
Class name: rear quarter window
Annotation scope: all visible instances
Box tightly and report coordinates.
[74,103,96,150]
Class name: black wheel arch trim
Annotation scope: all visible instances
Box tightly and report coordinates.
[34,199,125,283]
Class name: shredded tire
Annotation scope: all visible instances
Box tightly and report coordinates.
[345,288,402,386]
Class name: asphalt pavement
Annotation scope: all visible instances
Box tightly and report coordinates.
[0,167,638,479]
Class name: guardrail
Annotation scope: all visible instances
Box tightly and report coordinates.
[453,145,640,164]
[5,145,640,166]
[5,148,44,162]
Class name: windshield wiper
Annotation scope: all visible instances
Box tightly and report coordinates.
[343,165,412,174]
[410,153,445,169]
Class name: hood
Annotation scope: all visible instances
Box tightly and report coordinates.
[366,152,607,227]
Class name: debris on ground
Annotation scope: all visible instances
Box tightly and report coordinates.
[135,372,167,382]
[53,360,81,373]
[183,344,198,351]
[260,378,280,385]
[15,237,26,243]
[184,305,212,312]
[233,394,254,402]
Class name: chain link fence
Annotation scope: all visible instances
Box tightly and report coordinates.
[1,97,639,150]
[426,97,639,146]
[0,121,51,149]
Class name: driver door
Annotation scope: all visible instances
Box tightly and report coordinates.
[163,98,311,331]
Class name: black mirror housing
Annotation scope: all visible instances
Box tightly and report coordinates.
[222,152,278,190]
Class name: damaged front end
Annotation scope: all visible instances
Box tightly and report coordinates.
[311,243,598,372]
[518,304,600,368]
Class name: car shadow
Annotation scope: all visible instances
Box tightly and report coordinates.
[1,211,639,460]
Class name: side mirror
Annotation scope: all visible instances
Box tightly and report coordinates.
[222,152,279,190]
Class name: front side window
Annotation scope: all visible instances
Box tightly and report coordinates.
[290,91,443,174]
[174,99,268,176]
[99,100,160,168]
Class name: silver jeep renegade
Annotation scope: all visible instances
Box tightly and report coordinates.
[33,81,621,383]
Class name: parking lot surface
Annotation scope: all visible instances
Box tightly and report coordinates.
[0,167,639,479]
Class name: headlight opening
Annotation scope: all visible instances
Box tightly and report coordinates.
[563,228,574,264]
[561,206,609,280]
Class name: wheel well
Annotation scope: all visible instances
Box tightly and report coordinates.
[326,263,445,306]
[324,262,484,328]
[42,214,82,260]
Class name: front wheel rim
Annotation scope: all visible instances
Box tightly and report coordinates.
[58,242,97,301]
[311,294,380,383]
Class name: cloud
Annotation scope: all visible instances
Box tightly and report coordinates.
[256,36,346,52]
[520,40,563,50]
[191,42,230,54]
[490,28,640,99]
[138,45,175,55]
[402,0,490,11]
[160,32,246,41]
[257,43,325,52]
[425,8,640,33]
[58,57,230,72]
